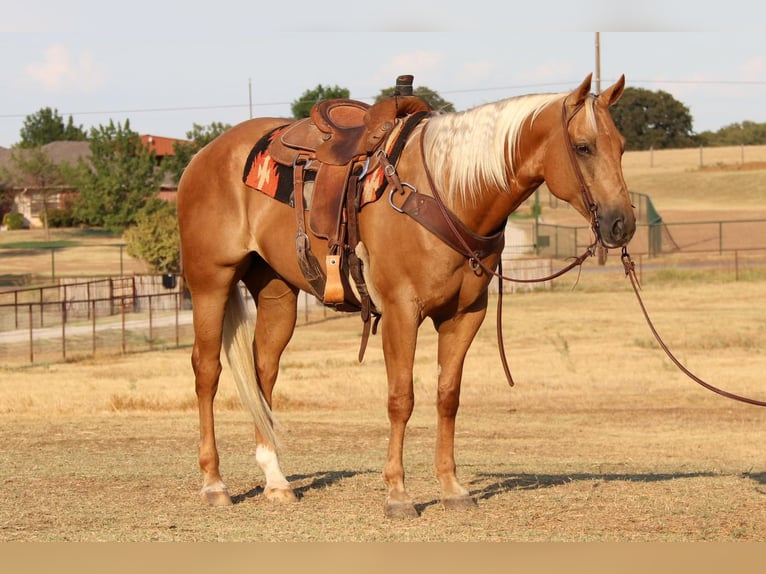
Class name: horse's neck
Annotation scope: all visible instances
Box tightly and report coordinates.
[436,158,541,237]
[420,105,551,236]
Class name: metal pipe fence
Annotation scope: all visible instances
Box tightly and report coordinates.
[0,281,333,366]
[535,219,766,259]
[3,247,764,367]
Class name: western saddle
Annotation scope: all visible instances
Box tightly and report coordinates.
[263,76,432,358]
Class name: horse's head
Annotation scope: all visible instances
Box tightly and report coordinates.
[543,74,636,249]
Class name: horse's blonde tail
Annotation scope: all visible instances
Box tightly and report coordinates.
[221,284,280,450]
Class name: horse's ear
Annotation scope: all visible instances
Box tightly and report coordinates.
[566,74,593,109]
[598,74,626,107]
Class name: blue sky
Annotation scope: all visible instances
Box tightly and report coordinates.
[1,2,765,147]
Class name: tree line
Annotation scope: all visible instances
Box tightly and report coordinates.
[1,82,763,273]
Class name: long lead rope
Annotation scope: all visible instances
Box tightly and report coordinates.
[621,247,766,407]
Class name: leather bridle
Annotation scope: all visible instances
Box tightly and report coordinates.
[412,97,604,287]
[561,99,603,247]
[383,97,766,407]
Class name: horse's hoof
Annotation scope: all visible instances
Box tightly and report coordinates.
[201,488,233,507]
[264,487,298,503]
[384,501,420,519]
[442,496,477,511]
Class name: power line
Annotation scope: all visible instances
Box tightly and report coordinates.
[1,79,764,121]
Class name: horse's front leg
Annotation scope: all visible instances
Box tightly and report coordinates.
[380,304,420,518]
[433,297,488,511]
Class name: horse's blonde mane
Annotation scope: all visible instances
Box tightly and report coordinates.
[421,92,597,205]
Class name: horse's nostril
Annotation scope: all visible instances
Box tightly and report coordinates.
[612,218,624,239]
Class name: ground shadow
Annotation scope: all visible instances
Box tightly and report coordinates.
[742,471,766,485]
[231,468,376,504]
[470,471,719,501]
[413,470,719,514]
[232,468,765,510]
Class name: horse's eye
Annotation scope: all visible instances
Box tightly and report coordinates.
[574,143,591,155]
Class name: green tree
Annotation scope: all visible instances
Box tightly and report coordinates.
[164,122,231,183]
[375,85,454,112]
[610,87,696,150]
[18,107,87,148]
[0,147,69,239]
[0,185,13,222]
[72,119,161,231]
[697,121,766,146]
[291,85,351,119]
[124,199,180,273]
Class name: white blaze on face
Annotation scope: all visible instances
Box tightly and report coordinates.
[255,445,290,491]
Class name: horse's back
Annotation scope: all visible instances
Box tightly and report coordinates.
[177,117,293,281]
[178,117,290,203]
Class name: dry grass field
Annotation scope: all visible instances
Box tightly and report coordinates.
[1,279,765,542]
[624,145,766,222]
[1,146,765,543]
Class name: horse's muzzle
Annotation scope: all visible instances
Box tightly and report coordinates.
[599,210,636,248]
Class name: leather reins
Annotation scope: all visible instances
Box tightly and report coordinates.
[382,97,766,407]
[620,248,766,407]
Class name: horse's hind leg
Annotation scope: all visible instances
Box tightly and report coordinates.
[242,266,299,502]
[189,277,237,507]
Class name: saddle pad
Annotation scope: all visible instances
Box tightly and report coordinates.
[242,125,302,206]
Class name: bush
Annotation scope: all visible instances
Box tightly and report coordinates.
[46,206,77,228]
[2,212,27,230]
[123,201,180,273]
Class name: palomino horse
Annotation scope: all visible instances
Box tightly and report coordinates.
[177,74,635,518]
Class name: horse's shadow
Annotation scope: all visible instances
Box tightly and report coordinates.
[413,470,766,514]
[231,469,377,504]
[232,468,766,509]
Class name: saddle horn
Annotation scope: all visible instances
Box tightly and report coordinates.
[394,75,414,96]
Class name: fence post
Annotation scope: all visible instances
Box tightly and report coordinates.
[175,292,180,348]
[719,221,723,255]
[92,299,97,357]
[121,297,126,354]
[148,295,153,350]
[61,300,66,361]
[28,303,34,363]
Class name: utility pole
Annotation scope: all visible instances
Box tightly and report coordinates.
[594,32,602,94]
[248,78,253,119]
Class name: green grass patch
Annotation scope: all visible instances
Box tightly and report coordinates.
[0,240,81,250]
